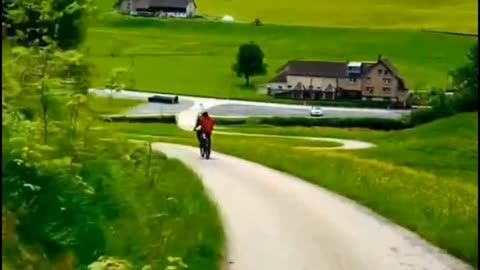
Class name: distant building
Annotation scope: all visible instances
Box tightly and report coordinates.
[267,55,409,103]
[120,0,197,18]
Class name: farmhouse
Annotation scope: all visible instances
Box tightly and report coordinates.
[267,55,409,103]
[120,0,197,18]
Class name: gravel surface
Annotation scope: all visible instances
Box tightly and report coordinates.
[208,104,409,119]
[154,143,473,270]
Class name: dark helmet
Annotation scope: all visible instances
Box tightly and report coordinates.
[202,111,209,117]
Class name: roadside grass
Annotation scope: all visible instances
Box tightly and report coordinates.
[211,139,478,268]
[80,128,225,270]
[110,113,478,267]
[224,113,479,183]
[95,0,477,33]
[85,18,476,100]
[99,151,224,270]
[87,95,143,114]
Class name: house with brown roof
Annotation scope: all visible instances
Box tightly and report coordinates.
[120,0,197,18]
[267,55,409,103]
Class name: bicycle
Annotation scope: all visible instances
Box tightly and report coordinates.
[199,132,211,159]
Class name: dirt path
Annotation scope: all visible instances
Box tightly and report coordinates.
[153,143,473,270]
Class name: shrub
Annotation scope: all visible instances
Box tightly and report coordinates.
[214,118,248,125]
[258,117,410,130]
[410,91,456,126]
[104,115,176,124]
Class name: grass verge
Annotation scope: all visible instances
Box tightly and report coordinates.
[99,149,225,270]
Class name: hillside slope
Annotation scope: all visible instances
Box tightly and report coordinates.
[96,0,478,33]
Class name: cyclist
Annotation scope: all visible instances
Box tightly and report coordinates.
[193,111,216,155]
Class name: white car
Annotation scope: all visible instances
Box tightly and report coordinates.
[310,106,324,117]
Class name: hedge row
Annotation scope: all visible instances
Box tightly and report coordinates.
[272,97,411,109]
[257,117,411,130]
[103,115,177,124]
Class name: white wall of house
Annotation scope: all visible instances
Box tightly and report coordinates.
[186,2,196,17]
[286,76,337,90]
[267,82,289,90]
[163,12,188,18]
[120,0,149,12]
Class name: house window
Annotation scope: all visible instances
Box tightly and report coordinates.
[366,87,374,93]
[278,86,282,89]
[349,78,356,84]
[385,70,390,75]
[383,78,391,85]
[378,69,383,75]
[383,87,391,92]
[287,85,292,88]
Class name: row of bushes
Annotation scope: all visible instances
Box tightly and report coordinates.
[257,117,411,130]
[215,116,412,130]
[216,88,473,130]
[272,97,411,109]
[103,115,177,123]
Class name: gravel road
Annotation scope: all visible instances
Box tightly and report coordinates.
[153,143,472,270]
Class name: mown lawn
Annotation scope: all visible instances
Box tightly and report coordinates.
[111,113,479,267]
[95,0,477,33]
[85,18,476,100]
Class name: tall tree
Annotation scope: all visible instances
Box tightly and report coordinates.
[232,42,267,86]
[4,0,91,49]
[451,42,478,112]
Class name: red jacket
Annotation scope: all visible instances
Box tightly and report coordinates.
[200,116,215,133]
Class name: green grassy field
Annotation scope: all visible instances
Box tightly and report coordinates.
[95,0,478,33]
[225,113,479,183]
[85,18,476,100]
[111,113,478,267]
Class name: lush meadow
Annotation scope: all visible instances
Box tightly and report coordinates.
[85,18,476,100]
[95,0,478,33]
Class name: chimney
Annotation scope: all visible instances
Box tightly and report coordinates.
[378,54,382,62]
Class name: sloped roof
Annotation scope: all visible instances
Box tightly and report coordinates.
[286,60,349,78]
[149,0,195,8]
[269,69,287,83]
[269,58,408,90]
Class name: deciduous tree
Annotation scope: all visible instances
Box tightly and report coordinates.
[232,42,267,86]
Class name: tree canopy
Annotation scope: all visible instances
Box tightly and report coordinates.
[232,42,267,86]
[451,42,478,112]
[3,0,91,49]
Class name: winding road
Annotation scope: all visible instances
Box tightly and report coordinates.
[92,88,472,270]
[154,143,472,270]
[89,89,411,120]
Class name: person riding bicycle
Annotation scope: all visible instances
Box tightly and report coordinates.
[193,111,216,152]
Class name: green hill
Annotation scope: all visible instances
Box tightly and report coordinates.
[96,0,478,33]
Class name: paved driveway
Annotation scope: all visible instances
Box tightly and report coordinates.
[208,104,409,119]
